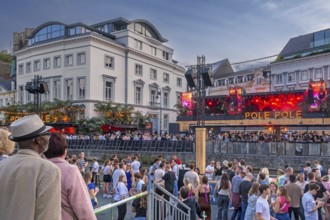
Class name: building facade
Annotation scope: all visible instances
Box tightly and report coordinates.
[13,18,187,133]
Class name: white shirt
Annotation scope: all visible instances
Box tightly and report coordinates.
[112,169,126,189]
[131,160,141,174]
[205,164,214,180]
[114,182,128,202]
[92,161,99,173]
[256,196,271,220]
[154,168,165,185]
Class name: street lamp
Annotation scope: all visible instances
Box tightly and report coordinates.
[157,88,162,135]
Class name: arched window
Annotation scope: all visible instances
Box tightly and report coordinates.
[29,24,65,45]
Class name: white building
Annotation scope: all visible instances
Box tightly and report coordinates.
[13,18,187,133]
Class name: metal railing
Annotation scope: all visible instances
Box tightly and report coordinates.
[93,183,191,220]
[67,139,194,152]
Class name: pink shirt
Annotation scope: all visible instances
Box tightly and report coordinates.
[49,157,97,220]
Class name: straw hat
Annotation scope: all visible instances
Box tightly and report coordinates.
[8,115,52,142]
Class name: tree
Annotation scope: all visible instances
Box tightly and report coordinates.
[0,50,12,63]
[75,117,104,135]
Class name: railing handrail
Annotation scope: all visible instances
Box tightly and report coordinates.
[93,191,148,215]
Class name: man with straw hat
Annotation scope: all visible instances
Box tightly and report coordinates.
[0,115,61,220]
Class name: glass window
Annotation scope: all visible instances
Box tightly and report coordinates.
[163,51,169,60]
[135,64,143,76]
[43,58,50,70]
[78,78,86,99]
[135,39,142,50]
[314,31,325,47]
[135,86,142,104]
[151,46,156,56]
[28,24,65,46]
[54,56,61,68]
[163,73,169,83]
[105,56,114,69]
[19,86,24,104]
[54,80,61,99]
[150,69,157,80]
[77,52,86,65]
[177,78,182,87]
[26,62,31,73]
[315,68,323,80]
[150,89,158,106]
[65,54,73,66]
[276,75,282,84]
[163,92,169,107]
[105,81,112,101]
[288,72,295,83]
[163,114,169,129]
[65,79,73,100]
[34,60,40,71]
[18,64,23,75]
[301,70,309,81]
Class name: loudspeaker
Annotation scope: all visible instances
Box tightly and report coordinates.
[178,169,189,190]
[202,71,213,87]
[185,73,196,88]
[39,82,49,93]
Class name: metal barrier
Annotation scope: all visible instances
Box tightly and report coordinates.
[93,183,191,220]
[67,139,194,152]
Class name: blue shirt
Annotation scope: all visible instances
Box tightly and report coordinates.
[231,175,242,193]
[302,191,318,220]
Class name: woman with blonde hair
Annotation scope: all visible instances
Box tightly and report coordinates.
[0,128,15,161]
[244,182,260,220]
[273,186,291,220]
[84,171,99,208]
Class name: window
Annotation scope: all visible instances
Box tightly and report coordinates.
[65,54,73,66]
[163,114,169,129]
[105,56,114,69]
[288,72,295,83]
[41,81,50,101]
[177,78,182,87]
[18,64,24,75]
[77,52,86,65]
[34,60,41,71]
[19,86,24,104]
[26,91,32,103]
[276,75,282,84]
[163,73,169,83]
[26,62,31,73]
[135,64,143,76]
[163,92,169,107]
[43,58,50,70]
[65,79,73,100]
[163,51,169,60]
[176,92,181,104]
[301,70,309,81]
[105,81,113,101]
[54,56,61,68]
[150,69,157,80]
[135,39,142,50]
[135,86,142,104]
[78,78,86,99]
[150,89,158,106]
[28,24,65,46]
[54,80,61,99]
[151,46,156,56]
[314,68,323,80]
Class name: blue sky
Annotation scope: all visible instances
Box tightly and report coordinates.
[1,0,330,68]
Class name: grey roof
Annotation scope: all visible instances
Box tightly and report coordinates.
[279,33,314,57]
[216,65,270,79]
[211,59,234,79]
[0,79,13,91]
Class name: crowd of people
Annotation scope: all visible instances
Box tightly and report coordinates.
[1,114,330,220]
[63,129,330,143]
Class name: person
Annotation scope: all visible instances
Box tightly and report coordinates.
[197,175,211,220]
[102,159,112,198]
[244,182,259,220]
[215,172,232,220]
[84,171,99,208]
[125,163,134,192]
[239,172,253,220]
[91,157,99,183]
[302,183,325,220]
[162,163,176,201]
[296,173,307,220]
[114,174,129,220]
[171,159,179,197]
[321,175,330,219]
[44,132,96,220]
[273,186,291,220]
[132,184,148,220]
[205,160,215,180]
[256,184,276,220]
[131,172,144,195]
[286,174,302,220]
[268,182,278,218]
[177,186,202,220]
[184,178,196,198]
[214,161,223,181]
[231,166,245,220]
[0,114,61,220]
[184,163,200,192]
[132,155,141,174]
[0,128,15,161]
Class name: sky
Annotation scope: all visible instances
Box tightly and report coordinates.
[1,0,330,69]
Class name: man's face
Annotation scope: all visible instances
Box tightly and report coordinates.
[211,161,215,166]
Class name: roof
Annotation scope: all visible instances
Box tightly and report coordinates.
[0,79,14,91]
[279,33,314,57]
[211,59,234,79]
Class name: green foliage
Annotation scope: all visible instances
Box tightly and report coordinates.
[0,50,12,63]
[174,103,189,117]
[75,117,104,135]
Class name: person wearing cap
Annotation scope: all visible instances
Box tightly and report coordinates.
[44,132,97,220]
[0,114,61,220]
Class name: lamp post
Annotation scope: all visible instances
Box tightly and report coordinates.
[157,88,162,135]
